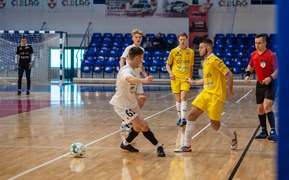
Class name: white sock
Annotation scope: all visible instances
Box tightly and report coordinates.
[176,102,181,119]
[123,140,129,146]
[184,121,196,146]
[156,143,162,147]
[181,101,187,119]
[218,123,234,139]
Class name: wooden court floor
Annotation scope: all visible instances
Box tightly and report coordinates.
[0,84,277,180]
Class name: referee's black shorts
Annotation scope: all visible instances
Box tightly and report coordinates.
[255,80,277,104]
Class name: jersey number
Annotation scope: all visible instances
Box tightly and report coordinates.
[126,109,135,117]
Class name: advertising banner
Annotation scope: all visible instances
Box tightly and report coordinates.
[188,4,209,49]
[0,0,94,12]
[105,0,190,18]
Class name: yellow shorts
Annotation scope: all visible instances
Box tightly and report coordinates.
[192,91,223,121]
[170,78,190,94]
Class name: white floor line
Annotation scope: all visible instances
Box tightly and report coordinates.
[235,89,253,104]
[7,94,196,180]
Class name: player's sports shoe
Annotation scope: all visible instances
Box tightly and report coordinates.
[157,146,166,157]
[120,143,139,152]
[26,90,30,95]
[174,145,192,152]
[176,118,186,126]
[230,131,238,150]
[176,118,181,125]
[120,121,133,131]
[17,90,21,96]
[267,130,278,142]
[255,130,268,139]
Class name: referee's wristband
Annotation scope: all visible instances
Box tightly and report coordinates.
[269,75,274,80]
[245,71,251,77]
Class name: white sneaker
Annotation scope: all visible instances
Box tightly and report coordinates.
[120,122,133,131]
[174,145,192,152]
[230,131,238,150]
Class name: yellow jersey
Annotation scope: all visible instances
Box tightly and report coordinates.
[202,53,229,103]
[167,47,194,79]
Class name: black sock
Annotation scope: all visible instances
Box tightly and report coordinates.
[258,114,267,131]
[142,129,158,145]
[126,128,139,143]
[266,111,276,131]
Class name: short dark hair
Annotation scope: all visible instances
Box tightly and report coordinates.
[200,38,213,46]
[128,47,144,60]
[178,32,188,39]
[255,34,267,42]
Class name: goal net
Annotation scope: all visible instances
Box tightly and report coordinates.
[0,30,66,85]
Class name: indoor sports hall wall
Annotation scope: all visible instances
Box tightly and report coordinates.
[0,4,276,46]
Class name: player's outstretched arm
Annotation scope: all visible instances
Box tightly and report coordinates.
[126,75,153,84]
[186,78,204,86]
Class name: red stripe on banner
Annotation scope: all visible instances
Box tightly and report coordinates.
[188,4,211,49]
[0,100,51,118]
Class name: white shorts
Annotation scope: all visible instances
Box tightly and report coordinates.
[136,83,144,94]
[114,106,143,124]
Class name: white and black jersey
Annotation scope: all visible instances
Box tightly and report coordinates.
[110,64,138,109]
[16,45,34,65]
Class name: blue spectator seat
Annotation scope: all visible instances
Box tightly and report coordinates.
[124,33,132,40]
[233,58,243,67]
[92,60,103,78]
[93,33,102,39]
[226,38,235,45]
[105,57,116,66]
[146,33,155,41]
[103,64,114,78]
[101,40,111,48]
[118,50,124,57]
[232,67,242,74]
[150,56,161,66]
[213,49,223,58]
[214,33,225,40]
[224,50,234,58]
[223,57,232,67]
[144,51,151,57]
[81,62,92,78]
[214,43,224,50]
[89,41,101,49]
[103,33,113,40]
[163,50,170,58]
[236,42,245,49]
[151,50,163,57]
[234,49,244,58]
[148,65,159,77]
[113,33,123,41]
[247,33,256,42]
[107,49,118,57]
[268,44,277,53]
[111,41,121,48]
[243,57,250,67]
[122,40,132,47]
[226,33,236,39]
[85,48,97,57]
[167,33,177,40]
[143,56,150,67]
[236,33,247,40]
[245,49,254,58]
[159,66,169,79]
[98,49,107,57]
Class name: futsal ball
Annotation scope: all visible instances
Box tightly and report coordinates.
[70,142,85,157]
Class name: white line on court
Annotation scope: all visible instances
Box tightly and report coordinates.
[9,90,252,179]
[154,93,173,99]
[8,95,197,180]
[191,89,253,139]
[235,89,253,104]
